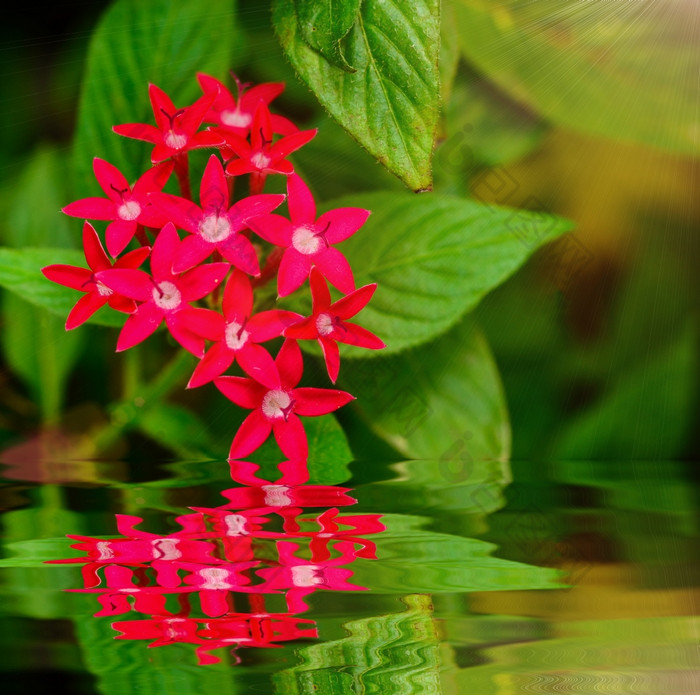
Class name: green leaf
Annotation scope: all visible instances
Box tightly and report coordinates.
[342,316,510,460]
[138,403,216,459]
[551,326,697,460]
[274,594,443,694]
[451,0,700,156]
[73,0,238,193]
[0,247,124,328]
[273,0,440,191]
[439,0,460,106]
[351,514,560,593]
[296,0,362,72]
[316,192,571,356]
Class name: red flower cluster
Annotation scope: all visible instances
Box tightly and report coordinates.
[50,461,385,665]
[43,74,384,461]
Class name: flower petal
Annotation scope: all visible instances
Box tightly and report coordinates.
[42,265,91,291]
[308,267,331,312]
[215,376,267,409]
[272,414,308,461]
[199,155,228,210]
[314,247,355,295]
[222,269,252,321]
[230,194,286,229]
[283,316,316,340]
[219,233,260,276]
[132,161,174,197]
[96,269,152,301]
[277,250,310,297]
[172,234,212,274]
[112,122,162,144]
[180,262,230,301]
[82,221,111,271]
[228,410,272,460]
[188,342,235,389]
[116,245,151,270]
[317,207,370,244]
[116,303,163,351]
[150,222,180,279]
[176,307,224,340]
[106,219,138,257]
[149,193,202,235]
[148,83,176,131]
[332,282,377,319]
[236,343,278,388]
[319,337,341,383]
[93,158,130,201]
[338,322,385,350]
[293,387,354,416]
[165,313,206,357]
[62,197,116,220]
[269,129,317,160]
[248,310,302,342]
[181,91,216,136]
[66,292,107,330]
[247,214,291,247]
[275,338,303,390]
[286,174,315,224]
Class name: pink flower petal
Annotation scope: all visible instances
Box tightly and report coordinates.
[148,83,176,131]
[199,155,228,210]
[247,310,302,342]
[308,267,331,312]
[106,219,138,257]
[247,214,291,247]
[112,122,161,144]
[215,376,267,409]
[229,409,273,460]
[332,283,377,318]
[96,269,152,301]
[219,234,260,277]
[66,292,106,330]
[277,250,311,297]
[314,247,355,295]
[224,159,255,177]
[220,132,251,159]
[172,234,213,274]
[150,222,180,279]
[181,91,216,135]
[180,262,230,301]
[283,316,316,340]
[270,114,298,136]
[293,387,354,416]
[41,265,91,291]
[188,342,235,389]
[319,337,341,383]
[165,313,206,357]
[222,269,252,320]
[116,245,151,270]
[116,303,164,351]
[272,414,308,461]
[317,207,370,244]
[270,128,317,160]
[286,174,316,224]
[62,197,116,220]
[338,322,385,350]
[149,193,202,234]
[176,307,225,340]
[132,161,174,196]
[230,194,286,228]
[236,343,278,388]
[242,82,285,109]
[251,103,274,149]
[151,143,176,163]
[82,221,111,271]
[275,338,303,390]
[189,130,226,149]
[93,158,130,201]
[106,294,137,313]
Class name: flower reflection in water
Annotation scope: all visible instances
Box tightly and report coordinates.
[49,459,384,664]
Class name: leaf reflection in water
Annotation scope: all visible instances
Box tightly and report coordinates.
[48,458,385,665]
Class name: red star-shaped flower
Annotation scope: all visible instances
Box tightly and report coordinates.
[113,84,223,163]
[188,269,301,389]
[197,72,297,137]
[220,103,316,193]
[215,339,354,461]
[96,222,229,355]
[150,154,284,275]
[62,158,172,257]
[42,222,150,330]
[285,268,384,382]
[249,174,369,297]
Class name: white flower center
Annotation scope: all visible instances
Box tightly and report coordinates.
[262,484,293,507]
[96,281,113,297]
[199,213,232,243]
[291,565,323,588]
[292,225,321,255]
[316,313,335,336]
[151,538,182,560]
[261,389,293,420]
[152,281,182,310]
[96,541,114,560]
[224,321,249,350]
[117,200,141,221]
[250,152,271,169]
[198,567,234,590]
[221,109,251,129]
[164,130,187,150]
[224,514,249,536]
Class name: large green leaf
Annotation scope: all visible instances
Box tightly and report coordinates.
[0,247,124,328]
[273,0,440,191]
[452,0,700,155]
[73,0,238,193]
[274,594,443,694]
[295,0,363,72]
[342,316,510,460]
[314,192,571,356]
